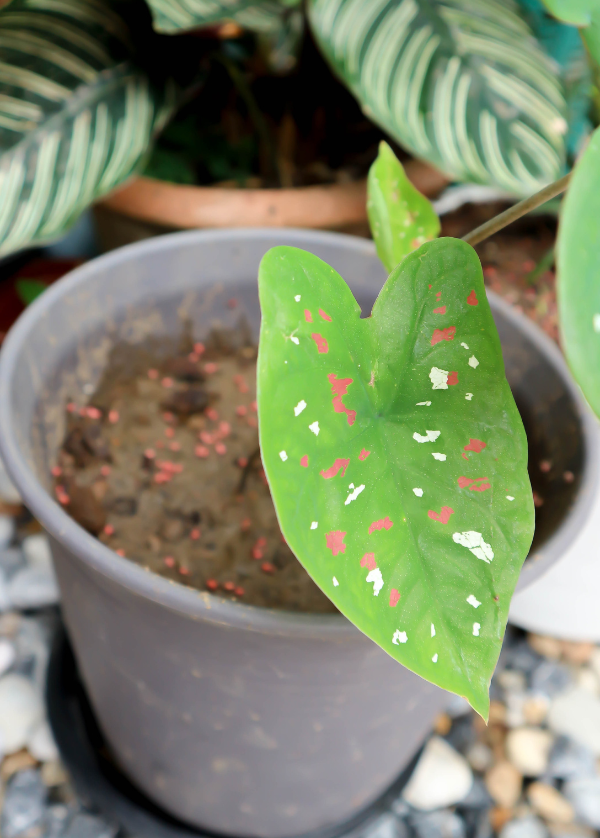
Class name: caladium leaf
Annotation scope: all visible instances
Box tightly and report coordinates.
[257,239,534,718]
[557,125,600,418]
[367,141,441,274]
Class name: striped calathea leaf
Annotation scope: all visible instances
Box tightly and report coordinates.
[258,240,534,718]
[0,0,177,256]
[145,0,302,35]
[308,0,569,196]
[368,141,440,273]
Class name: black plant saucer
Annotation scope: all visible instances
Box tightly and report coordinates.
[47,626,419,838]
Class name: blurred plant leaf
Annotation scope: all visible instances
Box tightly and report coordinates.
[541,0,600,68]
[0,0,177,256]
[557,125,600,418]
[308,0,568,196]
[146,0,301,35]
[15,278,47,305]
[367,141,440,273]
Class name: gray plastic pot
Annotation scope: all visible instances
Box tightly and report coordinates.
[0,230,597,838]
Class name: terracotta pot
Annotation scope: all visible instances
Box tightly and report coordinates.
[94,160,448,251]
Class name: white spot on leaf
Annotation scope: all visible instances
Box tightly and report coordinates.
[309,421,320,436]
[465,393,473,401]
[295,295,301,302]
[506,495,515,501]
[366,567,384,596]
[333,576,339,587]
[468,356,479,368]
[279,451,288,461]
[290,336,299,345]
[453,531,494,563]
[413,488,423,497]
[345,484,365,505]
[432,654,438,663]
[310,522,318,529]
[413,430,441,443]
[473,623,481,636]
[416,401,432,406]
[430,367,449,390]
[294,400,307,416]
[431,624,435,637]
[392,630,407,645]
[432,452,446,461]
[593,314,600,333]
[461,342,469,349]
[467,595,481,608]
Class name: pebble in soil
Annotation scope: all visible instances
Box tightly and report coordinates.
[53,331,335,612]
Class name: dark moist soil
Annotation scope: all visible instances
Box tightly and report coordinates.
[52,329,336,613]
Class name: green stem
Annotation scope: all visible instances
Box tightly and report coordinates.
[525,246,555,286]
[462,172,571,247]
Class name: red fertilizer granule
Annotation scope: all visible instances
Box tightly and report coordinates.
[51,466,62,477]
[206,407,219,421]
[108,409,119,424]
[164,427,175,439]
[206,578,218,591]
[161,377,174,388]
[261,562,275,574]
[179,566,190,576]
[190,528,201,540]
[241,518,251,531]
[204,362,218,375]
[115,548,125,557]
[252,547,263,560]
[163,411,175,423]
[168,441,181,452]
[237,457,248,468]
[223,581,235,591]
[235,405,247,417]
[194,343,205,355]
[164,556,175,568]
[195,445,210,458]
[147,369,159,379]
[100,465,111,477]
[103,524,115,536]
[144,448,156,460]
[87,406,102,420]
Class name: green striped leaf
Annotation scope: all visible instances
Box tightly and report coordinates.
[146,0,301,35]
[308,0,569,196]
[0,0,177,256]
[557,126,600,418]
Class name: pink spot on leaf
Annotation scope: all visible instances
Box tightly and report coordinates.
[389,589,401,607]
[458,476,490,491]
[428,506,454,524]
[328,373,356,425]
[431,326,456,346]
[311,333,329,353]
[319,308,333,322]
[467,290,479,306]
[360,552,377,571]
[433,306,446,314]
[447,371,459,386]
[320,458,350,479]
[359,448,371,461]
[369,517,394,534]
[464,438,487,453]
[300,455,309,468]
[304,309,313,323]
[436,292,442,300]
[326,531,346,556]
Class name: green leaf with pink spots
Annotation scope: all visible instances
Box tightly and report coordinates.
[257,238,534,719]
[367,142,440,273]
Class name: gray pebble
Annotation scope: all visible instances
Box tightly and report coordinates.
[503,641,544,676]
[410,810,466,838]
[362,813,408,838]
[499,815,548,838]
[457,778,493,809]
[531,661,571,698]
[563,777,600,828]
[43,805,72,838]
[0,548,26,578]
[547,736,597,780]
[0,769,47,838]
[61,813,117,838]
[8,566,60,610]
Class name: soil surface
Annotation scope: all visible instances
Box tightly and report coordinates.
[52,330,336,613]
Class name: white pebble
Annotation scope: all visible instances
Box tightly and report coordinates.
[0,638,15,676]
[0,673,44,753]
[27,719,59,762]
[403,736,473,810]
[548,687,600,756]
[22,534,53,571]
[506,727,553,776]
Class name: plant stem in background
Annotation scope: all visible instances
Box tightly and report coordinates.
[462,173,571,247]
[214,54,280,186]
[525,246,555,286]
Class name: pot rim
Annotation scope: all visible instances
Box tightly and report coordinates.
[0,229,597,633]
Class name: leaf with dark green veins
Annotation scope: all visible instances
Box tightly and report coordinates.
[257,239,534,718]
[557,126,600,418]
[367,142,440,273]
